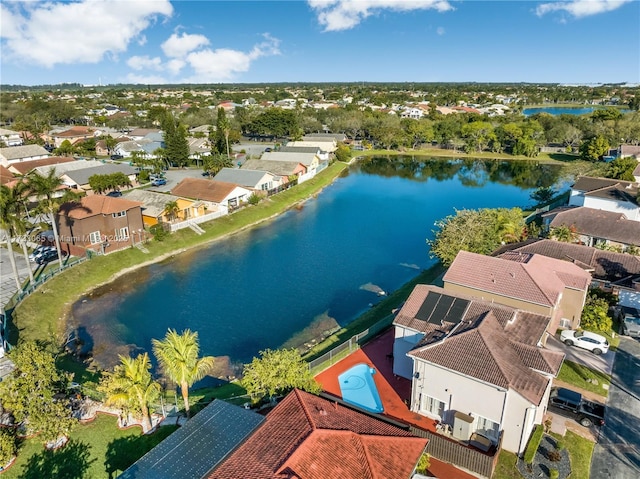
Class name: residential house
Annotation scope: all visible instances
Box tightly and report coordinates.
[60,163,139,194]
[0,144,50,166]
[443,250,591,331]
[568,176,640,221]
[260,151,321,173]
[493,239,640,311]
[124,189,207,227]
[118,399,265,479]
[0,166,14,185]
[278,145,330,162]
[286,140,337,153]
[619,144,640,159]
[213,168,283,193]
[171,178,251,209]
[543,206,640,251]
[0,128,23,147]
[401,107,424,119]
[303,132,347,143]
[56,195,144,256]
[5,156,75,176]
[128,128,162,140]
[393,284,564,454]
[208,389,428,479]
[49,126,98,147]
[95,137,130,156]
[240,159,306,182]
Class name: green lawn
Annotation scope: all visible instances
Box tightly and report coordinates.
[557,360,611,397]
[493,431,595,479]
[3,414,177,479]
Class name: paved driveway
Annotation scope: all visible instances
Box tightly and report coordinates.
[547,335,615,375]
[0,245,35,306]
[590,337,640,479]
[146,168,205,193]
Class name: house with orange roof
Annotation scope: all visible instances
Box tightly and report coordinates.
[49,126,99,147]
[209,389,428,479]
[56,195,144,256]
[443,250,591,331]
[393,284,564,455]
[171,178,251,210]
[6,156,76,176]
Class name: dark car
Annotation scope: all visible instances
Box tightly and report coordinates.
[548,387,605,427]
[106,190,123,197]
[151,178,167,186]
[110,154,124,160]
[36,249,67,265]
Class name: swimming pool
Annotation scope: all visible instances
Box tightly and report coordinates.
[338,363,384,413]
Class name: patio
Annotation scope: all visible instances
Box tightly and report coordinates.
[315,327,480,479]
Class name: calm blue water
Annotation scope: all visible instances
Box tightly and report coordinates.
[71,158,562,371]
[523,106,622,116]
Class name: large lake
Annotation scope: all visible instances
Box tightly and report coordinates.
[71,158,563,373]
[523,106,628,116]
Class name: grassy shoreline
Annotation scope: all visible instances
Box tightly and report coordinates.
[355,148,579,164]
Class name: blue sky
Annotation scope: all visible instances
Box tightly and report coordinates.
[1,0,638,86]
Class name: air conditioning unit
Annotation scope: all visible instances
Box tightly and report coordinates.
[453,411,474,441]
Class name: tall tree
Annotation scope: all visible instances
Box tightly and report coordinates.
[99,353,161,432]
[163,201,180,223]
[550,224,579,243]
[27,169,78,269]
[580,135,610,161]
[0,184,24,289]
[152,329,215,416]
[241,348,321,403]
[216,107,231,159]
[0,342,76,444]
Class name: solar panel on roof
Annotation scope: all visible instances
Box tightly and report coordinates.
[416,292,440,321]
[430,295,455,324]
[447,298,470,324]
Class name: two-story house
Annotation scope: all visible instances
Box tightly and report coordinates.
[568,176,640,221]
[443,250,591,332]
[393,284,564,455]
[56,195,144,256]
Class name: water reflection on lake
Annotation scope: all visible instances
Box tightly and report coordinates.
[71,158,563,371]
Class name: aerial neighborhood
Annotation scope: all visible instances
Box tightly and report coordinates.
[0,82,639,479]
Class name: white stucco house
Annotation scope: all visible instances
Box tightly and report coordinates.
[393,284,564,454]
[568,176,640,221]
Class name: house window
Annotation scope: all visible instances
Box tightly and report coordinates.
[422,395,445,419]
[112,211,126,218]
[116,227,129,241]
[559,318,571,329]
[475,415,500,440]
[89,231,101,245]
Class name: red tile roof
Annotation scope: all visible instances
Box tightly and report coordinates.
[9,156,75,175]
[0,165,15,185]
[209,389,427,479]
[52,126,95,138]
[443,250,590,307]
[171,178,239,203]
[59,194,142,219]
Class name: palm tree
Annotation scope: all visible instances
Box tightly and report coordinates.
[163,201,180,223]
[550,224,579,243]
[27,168,78,269]
[99,353,161,432]
[0,184,23,290]
[152,329,215,417]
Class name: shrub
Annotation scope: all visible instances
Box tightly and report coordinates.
[0,428,16,466]
[524,425,544,464]
[248,193,261,206]
[547,449,562,462]
[550,468,559,479]
[415,453,431,474]
[149,224,168,242]
[555,439,565,451]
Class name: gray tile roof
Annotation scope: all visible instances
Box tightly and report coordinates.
[572,176,639,205]
[261,151,318,166]
[64,163,137,186]
[123,189,181,218]
[241,159,303,176]
[0,144,49,160]
[548,206,640,246]
[278,146,321,154]
[119,400,264,479]
[213,168,274,187]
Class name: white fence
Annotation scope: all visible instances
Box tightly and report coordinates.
[168,208,228,232]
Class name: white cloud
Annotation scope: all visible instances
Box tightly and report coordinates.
[124,32,281,84]
[536,0,633,18]
[161,32,210,58]
[125,73,168,85]
[127,56,163,71]
[0,0,173,68]
[436,26,445,35]
[308,0,453,31]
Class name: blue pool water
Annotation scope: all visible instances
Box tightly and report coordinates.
[338,363,384,413]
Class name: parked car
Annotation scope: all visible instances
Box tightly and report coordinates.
[151,178,167,186]
[110,154,124,160]
[106,190,123,197]
[622,310,640,337]
[35,230,55,245]
[548,387,605,427]
[36,249,67,265]
[559,329,609,355]
[29,245,54,262]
